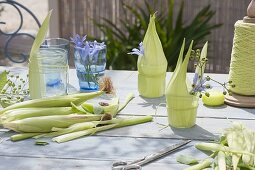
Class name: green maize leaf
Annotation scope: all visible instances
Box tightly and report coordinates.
[176,155,199,165]
[29,10,52,99]
[195,42,208,77]
[0,70,8,92]
[166,39,193,96]
[52,124,117,143]
[3,114,102,133]
[35,121,95,138]
[70,102,89,114]
[1,107,74,123]
[195,142,255,157]
[81,97,119,116]
[11,132,43,141]
[0,91,103,115]
[35,140,49,146]
[117,93,135,113]
[142,14,167,67]
[184,159,212,170]
[53,115,153,143]
[217,151,226,170]
[224,122,255,168]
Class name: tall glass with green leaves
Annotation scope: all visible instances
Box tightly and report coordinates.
[136,14,167,98]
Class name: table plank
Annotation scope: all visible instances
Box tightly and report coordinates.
[0,156,193,170]
[0,135,210,170]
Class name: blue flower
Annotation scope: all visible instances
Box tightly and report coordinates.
[70,34,87,47]
[191,74,208,93]
[128,42,144,56]
[79,42,90,65]
[89,41,106,64]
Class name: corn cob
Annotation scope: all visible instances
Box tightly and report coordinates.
[0,91,103,115]
[3,114,102,133]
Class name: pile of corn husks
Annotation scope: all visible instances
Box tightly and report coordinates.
[177,122,255,170]
[0,91,152,143]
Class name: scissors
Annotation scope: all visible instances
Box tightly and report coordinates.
[112,140,191,170]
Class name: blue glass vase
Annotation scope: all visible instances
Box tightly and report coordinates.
[74,43,106,92]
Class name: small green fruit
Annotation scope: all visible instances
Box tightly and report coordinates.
[202,90,225,106]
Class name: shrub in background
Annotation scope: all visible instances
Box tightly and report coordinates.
[91,0,221,70]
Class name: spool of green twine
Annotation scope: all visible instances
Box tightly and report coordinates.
[228,20,255,95]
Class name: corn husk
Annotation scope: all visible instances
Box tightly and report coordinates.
[0,91,103,115]
[3,114,102,133]
[29,11,52,99]
[52,115,153,143]
[137,14,167,98]
[165,39,197,128]
[11,133,43,142]
[81,97,119,116]
[1,107,73,123]
[224,122,255,168]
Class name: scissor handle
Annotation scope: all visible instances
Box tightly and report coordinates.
[112,161,141,170]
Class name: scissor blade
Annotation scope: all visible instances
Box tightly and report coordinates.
[136,140,191,166]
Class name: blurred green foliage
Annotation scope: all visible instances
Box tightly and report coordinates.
[91,0,221,70]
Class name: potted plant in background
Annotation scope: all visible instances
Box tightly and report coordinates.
[92,0,221,71]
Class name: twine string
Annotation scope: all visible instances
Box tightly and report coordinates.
[229,20,255,95]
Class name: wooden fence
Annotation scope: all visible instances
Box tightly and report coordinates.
[58,0,250,73]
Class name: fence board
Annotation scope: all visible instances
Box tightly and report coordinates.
[58,0,250,73]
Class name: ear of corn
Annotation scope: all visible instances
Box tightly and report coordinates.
[1,107,73,123]
[3,114,102,133]
[0,91,103,115]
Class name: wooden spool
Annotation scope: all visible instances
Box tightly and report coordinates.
[225,0,255,108]
[243,0,255,23]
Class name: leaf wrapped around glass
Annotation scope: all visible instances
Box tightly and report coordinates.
[72,36,106,92]
[166,39,208,128]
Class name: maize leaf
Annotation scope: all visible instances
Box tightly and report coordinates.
[117,93,135,113]
[81,97,119,116]
[11,133,43,141]
[52,115,153,143]
[195,143,255,157]
[0,91,103,115]
[35,122,95,138]
[29,11,52,99]
[1,107,73,123]
[52,124,117,143]
[71,102,89,114]
[218,151,226,170]
[184,159,212,170]
[3,114,102,133]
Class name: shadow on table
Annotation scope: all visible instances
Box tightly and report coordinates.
[170,124,218,141]
[138,96,166,109]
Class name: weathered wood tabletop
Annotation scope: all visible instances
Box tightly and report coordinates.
[0,67,255,170]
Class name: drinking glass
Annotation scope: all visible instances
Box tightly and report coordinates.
[74,43,106,92]
[30,38,69,99]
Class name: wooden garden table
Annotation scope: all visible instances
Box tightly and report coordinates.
[0,67,255,170]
